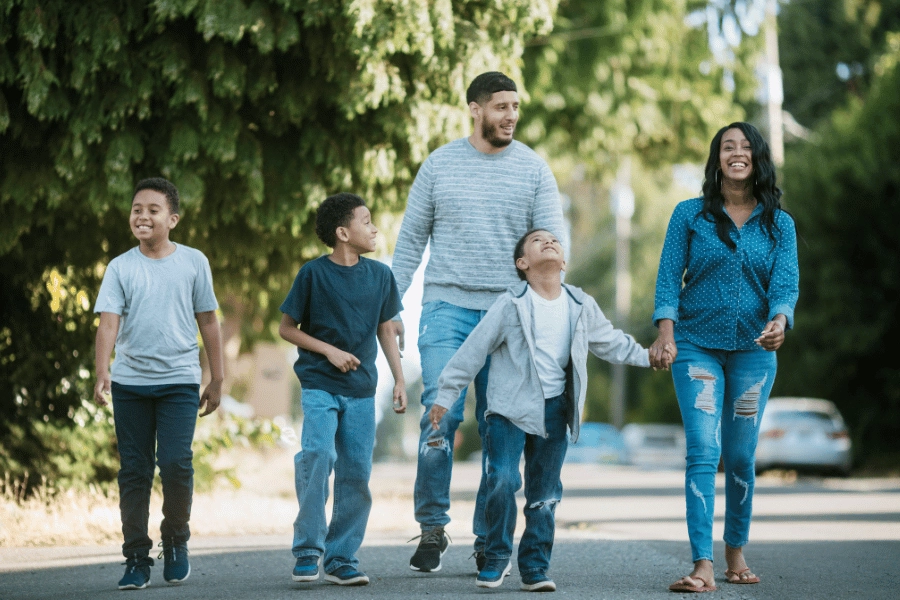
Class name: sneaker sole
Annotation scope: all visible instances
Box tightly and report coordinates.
[476,562,511,588]
[118,581,150,590]
[292,572,320,582]
[409,546,449,572]
[164,564,190,584]
[324,573,370,586]
[521,580,557,592]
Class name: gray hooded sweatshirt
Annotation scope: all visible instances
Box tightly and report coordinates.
[435,282,650,442]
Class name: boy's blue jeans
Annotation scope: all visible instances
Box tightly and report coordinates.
[292,389,375,573]
[415,301,490,547]
[671,336,777,562]
[482,394,568,577]
[111,382,199,558]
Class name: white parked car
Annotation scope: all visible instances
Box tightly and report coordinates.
[621,423,686,469]
[755,397,852,476]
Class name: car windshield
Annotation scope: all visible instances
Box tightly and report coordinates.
[768,410,835,425]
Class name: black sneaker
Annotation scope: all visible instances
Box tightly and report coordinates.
[158,539,190,584]
[324,565,369,586]
[470,548,486,573]
[118,555,154,590]
[408,526,451,572]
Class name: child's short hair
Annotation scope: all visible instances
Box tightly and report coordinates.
[315,192,366,247]
[134,177,180,214]
[466,71,517,105]
[513,228,550,281]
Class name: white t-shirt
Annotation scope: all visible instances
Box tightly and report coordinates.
[94,245,218,385]
[528,287,571,398]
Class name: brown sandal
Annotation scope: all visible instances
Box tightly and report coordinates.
[724,567,760,584]
[669,574,717,593]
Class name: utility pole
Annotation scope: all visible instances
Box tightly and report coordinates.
[609,157,634,430]
[762,0,784,166]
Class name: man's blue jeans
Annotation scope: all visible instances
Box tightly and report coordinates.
[482,394,568,576]
[671,336,777,562]
[111,382,199,558]
[292,389,375,573]
[415,300,490,548]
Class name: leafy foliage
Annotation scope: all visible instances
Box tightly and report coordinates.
[778,0,900,128]
[0,0,556,490]
[776,34,900,459]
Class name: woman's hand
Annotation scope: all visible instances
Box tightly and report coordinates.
[755,315,787,351]
[649,319,677,371]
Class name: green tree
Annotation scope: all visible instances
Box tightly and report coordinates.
[0,0,557,489]
[778,0,900,128]
[777,34,900,461]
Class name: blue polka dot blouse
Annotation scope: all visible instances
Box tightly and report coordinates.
[652,197,799,351]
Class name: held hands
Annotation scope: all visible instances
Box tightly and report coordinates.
[755,317,787,351]
[648,336,677,371]
[326,348,361,373]
[199,379,222,417]
[392,381,408,414]
[429,404,448,430]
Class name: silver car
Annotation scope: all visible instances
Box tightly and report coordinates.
[755,397,852,475]
[621,423,686,469]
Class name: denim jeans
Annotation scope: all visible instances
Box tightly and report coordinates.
[671,336,777,562]
[414,301,490,548]
[292,389,375,573]
[111,382,200,558]
[482,394,568,576]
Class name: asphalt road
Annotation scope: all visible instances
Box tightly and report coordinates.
[2,463,898,599]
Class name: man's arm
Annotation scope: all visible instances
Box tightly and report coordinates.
[278,313,360,373]
[532,161,569,255]
[93,312,120,406]
[196,310,224,417]
[377,321,407,413]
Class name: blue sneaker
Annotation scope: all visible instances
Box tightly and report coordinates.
[324,565,370,586]
[158,539,190,583]
[521,572,557,592]
[476,560,511,588]
[292,556,320,582]
[118,556,153,590]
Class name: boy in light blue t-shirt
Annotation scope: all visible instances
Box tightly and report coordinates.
[94,177,224,591]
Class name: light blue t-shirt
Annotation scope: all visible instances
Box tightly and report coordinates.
[94,244,218,385]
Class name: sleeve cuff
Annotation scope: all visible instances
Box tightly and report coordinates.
[652,306,678,327]
[769,305,795,330]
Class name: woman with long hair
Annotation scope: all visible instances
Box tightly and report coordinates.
[650,122,799,593]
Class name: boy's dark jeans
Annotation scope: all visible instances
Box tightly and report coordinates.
[483,393,569,576]
[112,382,199,558]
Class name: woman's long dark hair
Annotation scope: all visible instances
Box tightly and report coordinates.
[700,122,783,250]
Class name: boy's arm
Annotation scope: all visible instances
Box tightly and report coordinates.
[584,297,651,367]
[377,320,407,414]
[94,312,120,406]
[278,313,360,373]
[197,310,224,417]
[429,301,508,428]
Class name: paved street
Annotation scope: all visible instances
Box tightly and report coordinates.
[2,462,899,599]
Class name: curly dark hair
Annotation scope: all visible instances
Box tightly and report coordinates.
[315,192,366,247]
[134,177,179,214]
[700,122,787,250]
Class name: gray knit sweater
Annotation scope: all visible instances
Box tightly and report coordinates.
[392,137,566,311]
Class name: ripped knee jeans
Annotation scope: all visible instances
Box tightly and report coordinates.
[482,394,568,575]
[671,335,777,562]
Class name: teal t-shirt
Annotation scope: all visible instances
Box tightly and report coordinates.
[94,245,218,385]
[280,255,402,398]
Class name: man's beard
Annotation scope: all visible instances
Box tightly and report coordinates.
[482,121,514,148]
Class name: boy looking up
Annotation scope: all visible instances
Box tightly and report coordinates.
[94,177,224,590]
[279,192,406,586]
[430,229,670,591]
